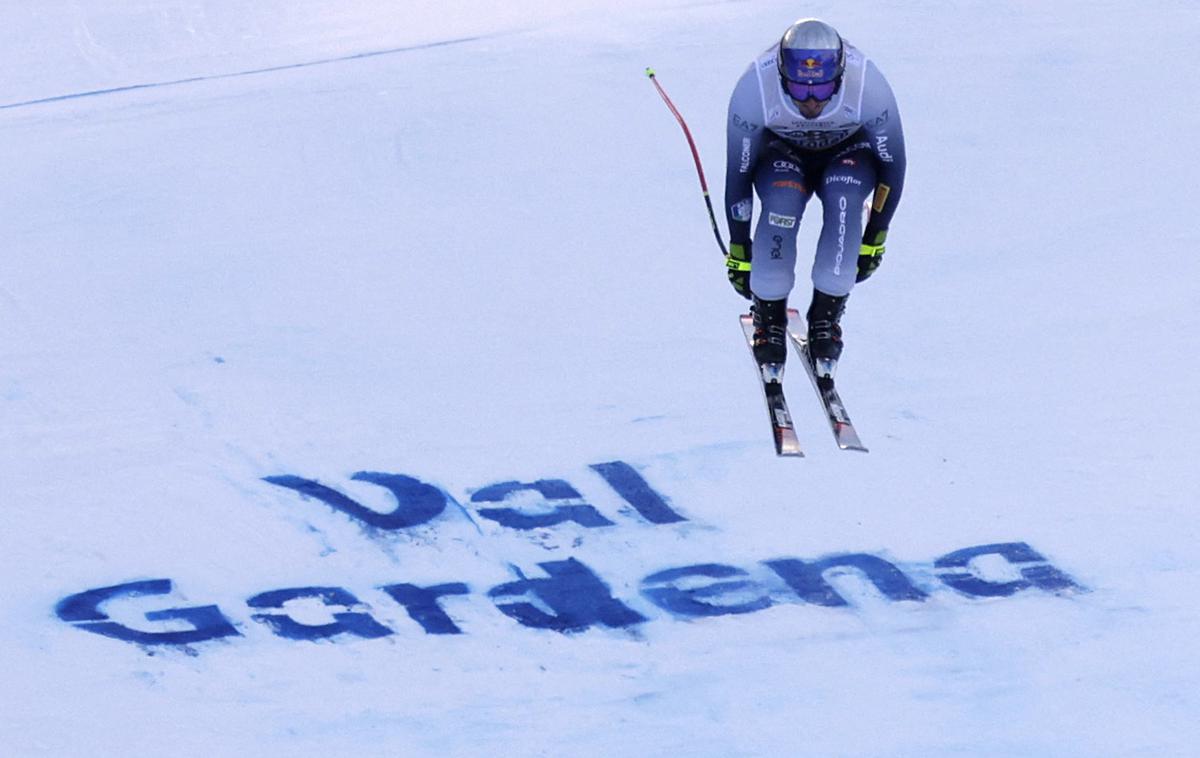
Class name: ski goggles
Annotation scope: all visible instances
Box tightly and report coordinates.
[778,46,844,102]
[782,77,840,102]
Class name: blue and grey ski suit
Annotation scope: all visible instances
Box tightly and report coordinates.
[725,40,906,299]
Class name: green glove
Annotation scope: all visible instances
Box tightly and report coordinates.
[726,242,752,299]
[857,230,886,283]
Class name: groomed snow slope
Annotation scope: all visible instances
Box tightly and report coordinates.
[2,2,1199,756]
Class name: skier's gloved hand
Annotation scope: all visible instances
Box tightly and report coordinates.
[726,242,752,299]
[857,230,886,283]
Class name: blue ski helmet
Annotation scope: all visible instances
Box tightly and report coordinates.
[776,19,845,102]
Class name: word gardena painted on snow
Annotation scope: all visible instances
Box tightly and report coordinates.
[57,543,1082,647]
[55,460,1085,649]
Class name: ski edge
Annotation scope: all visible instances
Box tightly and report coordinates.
[784,309,868,453]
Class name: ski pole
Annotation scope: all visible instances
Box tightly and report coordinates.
[645,68,728,257]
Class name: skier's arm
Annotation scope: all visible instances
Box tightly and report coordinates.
[860,62,906,245]
[725,68,765,246]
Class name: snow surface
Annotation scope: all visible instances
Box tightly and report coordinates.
[3,1,1199,756]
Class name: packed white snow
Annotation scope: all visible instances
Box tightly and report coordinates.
[2,2,1198,756]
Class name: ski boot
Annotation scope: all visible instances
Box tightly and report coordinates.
[806,289,847,379]
[751,296,788,382]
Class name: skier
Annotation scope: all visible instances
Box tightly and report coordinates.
[724,18,906,379]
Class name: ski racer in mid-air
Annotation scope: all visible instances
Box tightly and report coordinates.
[724,18,907,379]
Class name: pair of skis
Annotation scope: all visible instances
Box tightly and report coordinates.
[740,309,867,456]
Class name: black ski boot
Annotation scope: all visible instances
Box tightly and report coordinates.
[806,289,847,378]
[751,296,789,370]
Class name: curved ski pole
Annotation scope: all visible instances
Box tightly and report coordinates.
[646,68,728,257]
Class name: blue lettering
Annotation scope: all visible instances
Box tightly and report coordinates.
[641,563,773,617]
[765,554,929,606]
[55,579,239,646]
[471,479,614,529]
[378,582,470,634]
[934,542,1083,597]
[247,586,392,640]
[263,471,447,530]
[590,461,686,524]
[489,558,646,632]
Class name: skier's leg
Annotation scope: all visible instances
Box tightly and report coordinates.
[812,149,876,297]
[749,151,811,365]
[807,147,877,374]
[750,155,810,302]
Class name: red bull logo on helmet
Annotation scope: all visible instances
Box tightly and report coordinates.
[780,48,840,81]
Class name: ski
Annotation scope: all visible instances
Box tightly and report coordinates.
[785,309,868,452]
[740,314,803,457]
